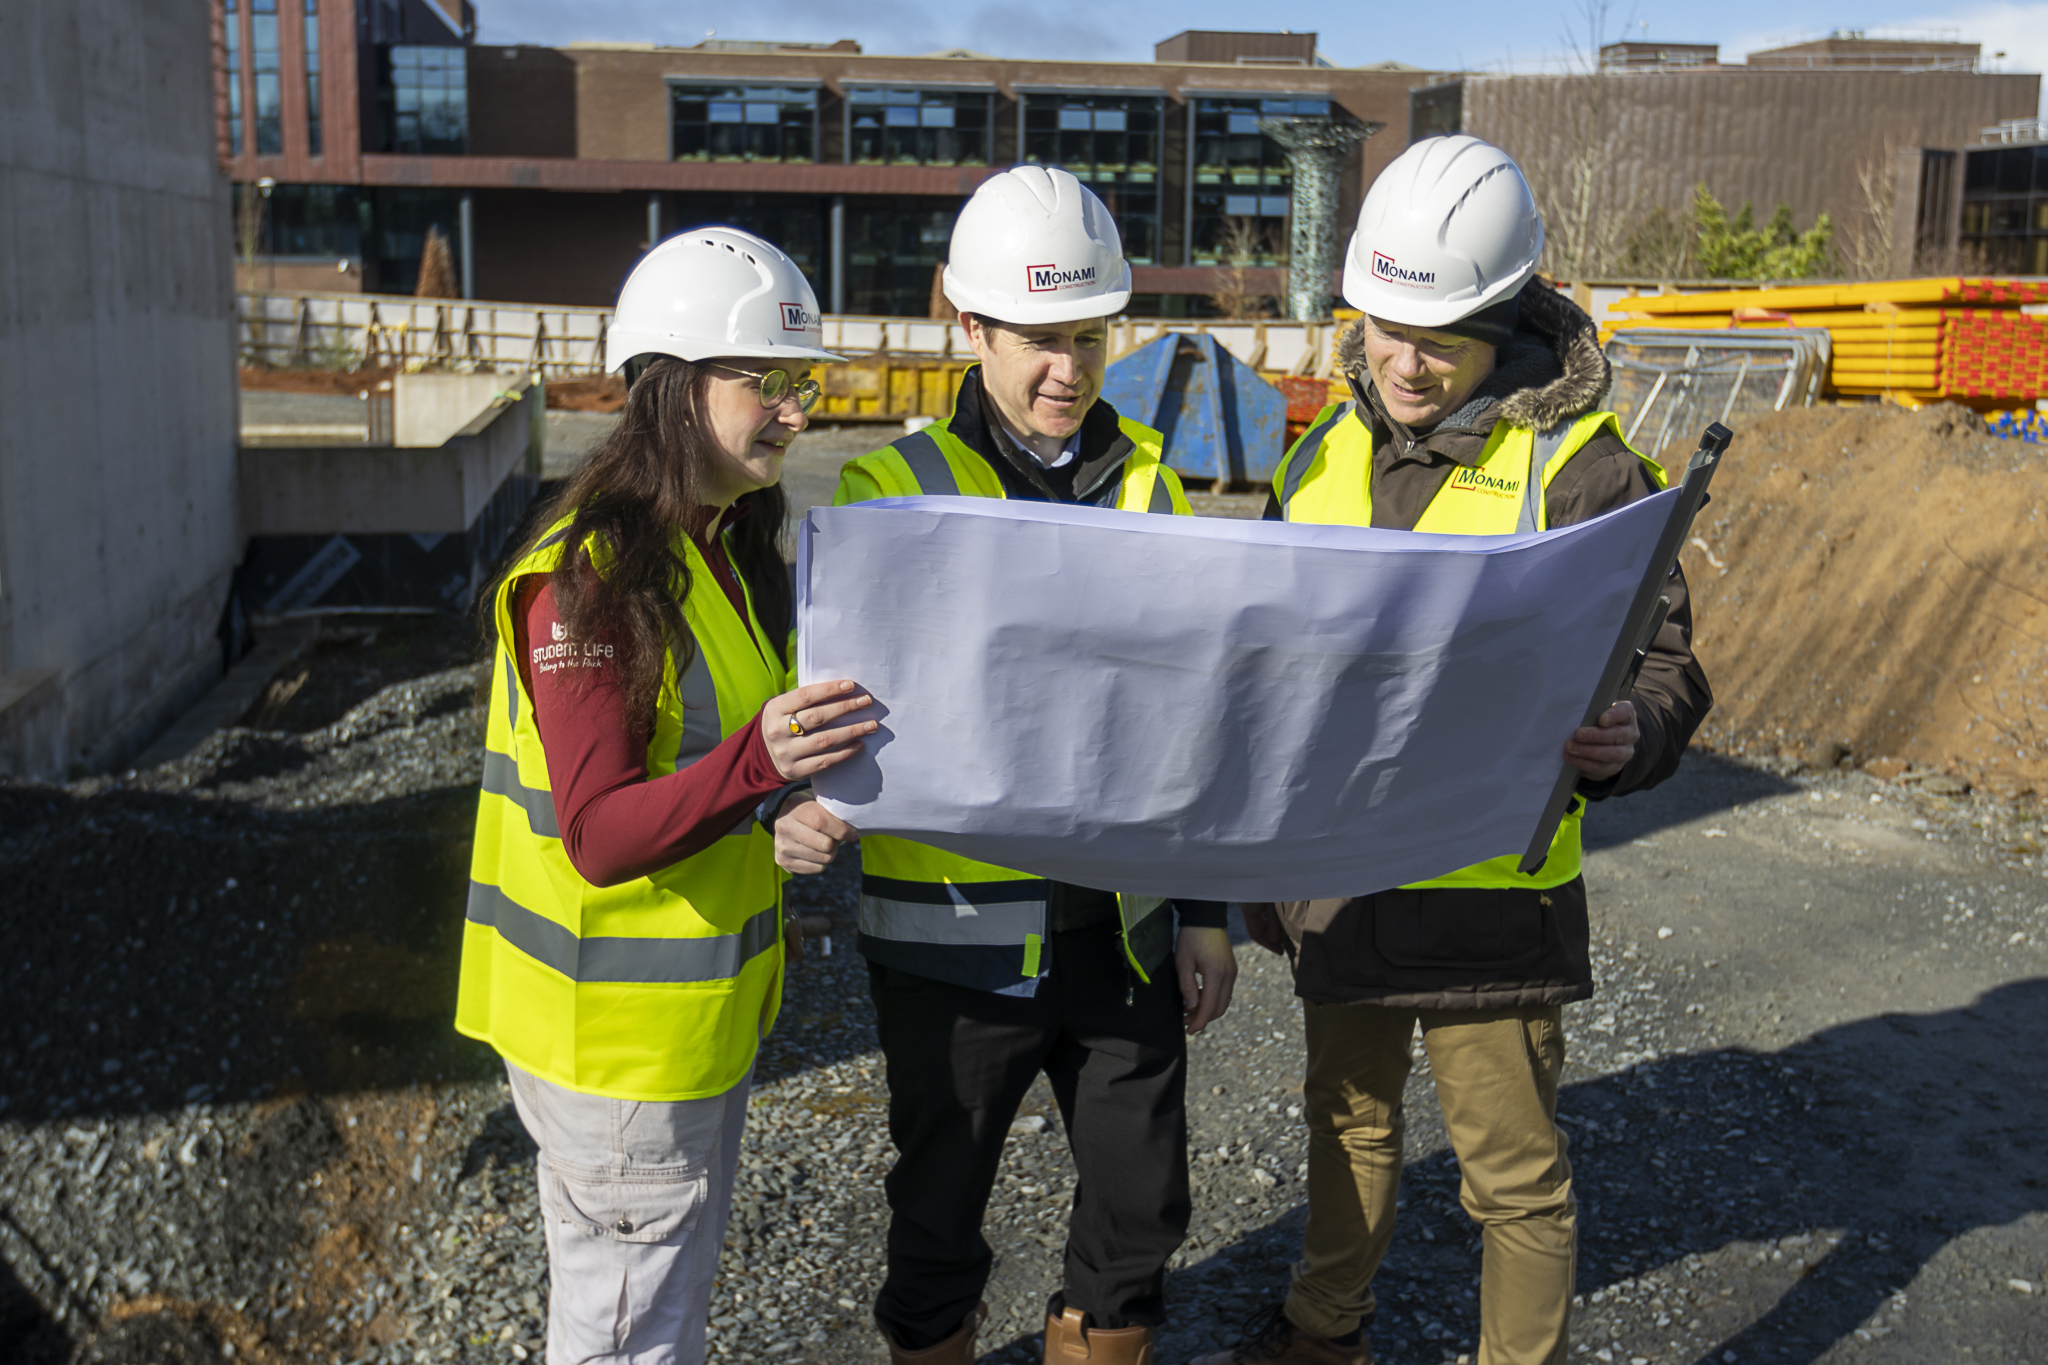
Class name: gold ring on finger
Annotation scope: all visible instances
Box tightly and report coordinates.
[788,715,806,737]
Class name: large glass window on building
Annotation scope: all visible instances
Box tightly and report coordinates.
[1960,143,2048,276]
[382,46,468,154]
[260,184,364,258]
[225,0,244,154]
[365,188,462,295]
[847,88,991,167]
[1188,96,1331,266]
[671,84,818,163]
[664,195,827,282]
[251,0,282,155]
[1020,93,1163,266]
[843,200,958,316]
[303,0,322,156]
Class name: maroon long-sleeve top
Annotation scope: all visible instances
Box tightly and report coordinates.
[511,536,786,887]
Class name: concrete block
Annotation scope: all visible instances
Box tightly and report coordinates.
[396,370,527,448]
[240,381,541,535]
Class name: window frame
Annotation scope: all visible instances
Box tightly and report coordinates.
[1013,87,1168,267]
[667,79,823,165]
[1183,93,1337,268]
[842,84,995,168]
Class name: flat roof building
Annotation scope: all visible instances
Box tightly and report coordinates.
[214,4,2043,315]
[217,4,1430,312]
[1747,32,1983,72]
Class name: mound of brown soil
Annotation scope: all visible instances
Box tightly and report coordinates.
[545,373,626,411]
[239,365,397,395]
[1676,402,2048,795]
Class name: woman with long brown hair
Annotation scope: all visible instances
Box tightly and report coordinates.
[457,228,869,1364]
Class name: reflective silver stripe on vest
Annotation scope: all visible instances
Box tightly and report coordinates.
[672,630,722,771]
[859,894,1047,947]
[891,428,960,495]
[1279,403,1354,514]
[481,750,561,839]
[467,882,781,984]
[1521,424,1574,534]
[502,652,518,731]
[1146,473,1174,513]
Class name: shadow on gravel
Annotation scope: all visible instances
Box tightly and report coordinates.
[0,1221,73,1365]
[1580,751,1800,852]
[1182,980,2048,1365]
[0,778,500,1127]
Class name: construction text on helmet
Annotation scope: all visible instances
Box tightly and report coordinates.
[605,226,844,373]
[1342,135,1545,330]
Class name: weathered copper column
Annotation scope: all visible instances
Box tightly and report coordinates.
[1257,117,1381,319]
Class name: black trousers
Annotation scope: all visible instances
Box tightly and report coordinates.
[868,921,1191,1348]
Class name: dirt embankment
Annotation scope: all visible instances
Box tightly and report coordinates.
[238,365,397,396]
[237,367,629,414]
[1679,403,2048,794]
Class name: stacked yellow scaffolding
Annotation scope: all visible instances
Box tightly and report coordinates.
[1603,279,2048,405]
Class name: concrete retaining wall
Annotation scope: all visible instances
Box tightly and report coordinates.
[240,378,541,536]
[235,377,542,613]
[0,0,240,779]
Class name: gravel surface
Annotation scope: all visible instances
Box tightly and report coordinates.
[5,615,2047,1365]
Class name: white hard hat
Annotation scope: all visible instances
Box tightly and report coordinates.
[942,166,1133,325]
[1341,135,1545,329]
[605,226,843,372]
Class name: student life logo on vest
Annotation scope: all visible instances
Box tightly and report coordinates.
[1025,263,1097,293]
[779,302,821,333]
[1370,251,1436,291]
[1447,464,1525,499]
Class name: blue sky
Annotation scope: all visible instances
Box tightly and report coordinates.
[474,0,2045,108]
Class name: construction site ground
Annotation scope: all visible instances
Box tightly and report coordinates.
[3,405,2045,1365]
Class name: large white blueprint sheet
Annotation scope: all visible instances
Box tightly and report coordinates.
[796,491,1675,901]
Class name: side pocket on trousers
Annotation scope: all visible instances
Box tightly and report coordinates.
[545,1162,709,1246]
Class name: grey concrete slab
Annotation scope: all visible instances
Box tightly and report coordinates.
[239,390,369,428]
[542,410,618,479]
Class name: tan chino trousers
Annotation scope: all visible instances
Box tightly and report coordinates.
[1283,1004,1576,1365]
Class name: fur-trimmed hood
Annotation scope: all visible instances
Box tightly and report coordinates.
[1335,283,1610,434]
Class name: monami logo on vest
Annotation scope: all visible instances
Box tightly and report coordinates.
[1025,263,1097,293]
[1370,251,1435,290]
[1448,466,1525,498]
[779,302,820,332]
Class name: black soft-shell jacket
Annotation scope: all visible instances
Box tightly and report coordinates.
[1266,285,1713,1009]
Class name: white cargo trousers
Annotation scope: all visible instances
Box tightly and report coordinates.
[506,1062,752,1365]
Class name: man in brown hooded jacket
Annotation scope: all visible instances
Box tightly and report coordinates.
[1195,136,1711,1365]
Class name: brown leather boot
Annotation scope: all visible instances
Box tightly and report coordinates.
[1187,1303,1372,1365]
[881,1302,986,1365]
[1043,1305,1155,1363]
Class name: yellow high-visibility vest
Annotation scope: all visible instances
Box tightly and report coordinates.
[832,385,1190,991]
[1273,401,1668,889]
[456,514,787,1100]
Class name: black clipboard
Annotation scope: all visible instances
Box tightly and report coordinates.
[1516,421,1734,874]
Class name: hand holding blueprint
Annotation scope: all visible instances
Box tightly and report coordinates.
[796,492,1675,901]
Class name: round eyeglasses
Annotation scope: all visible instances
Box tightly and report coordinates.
[709,362,822,415]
